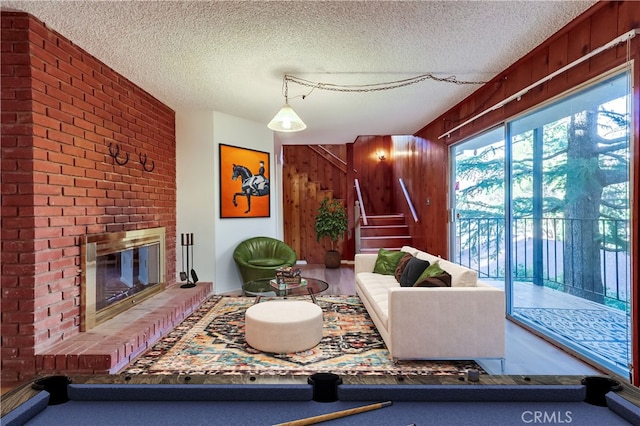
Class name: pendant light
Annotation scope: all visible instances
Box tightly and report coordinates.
[267,77,306,132]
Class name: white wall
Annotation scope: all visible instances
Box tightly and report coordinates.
[176,110,281,294]
[176,111,215,289]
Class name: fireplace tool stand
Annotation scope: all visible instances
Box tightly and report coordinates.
[180,233,198,288]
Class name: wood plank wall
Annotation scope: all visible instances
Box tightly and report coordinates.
[389,135,449,257]
[283,145,348,201]
[282,145,349,263]
[352,136,394,215]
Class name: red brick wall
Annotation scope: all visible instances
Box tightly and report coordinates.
[1,12,177,383]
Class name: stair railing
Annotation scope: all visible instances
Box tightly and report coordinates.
[355,200,362,254]
[308,145,349,174]
[354,179,368,226]
[354,179,368,254]
[398,178,419,222]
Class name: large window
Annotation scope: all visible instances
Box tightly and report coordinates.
[451,71,632,376]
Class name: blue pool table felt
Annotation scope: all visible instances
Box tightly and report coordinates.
[4,383,640,426]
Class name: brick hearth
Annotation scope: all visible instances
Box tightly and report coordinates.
[35,283,212,375]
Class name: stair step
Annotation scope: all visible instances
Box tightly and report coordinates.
[363,214,405,226]
[360,235,412,249]
[358,213,411,254]
[361,225,409,237]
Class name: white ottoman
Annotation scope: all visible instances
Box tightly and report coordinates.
[245,300,323,353]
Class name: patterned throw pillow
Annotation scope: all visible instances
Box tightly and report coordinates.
[372,248,406,275]
[399,257,430,287]
[394,252,414,282]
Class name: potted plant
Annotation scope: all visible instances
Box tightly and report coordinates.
[314,197,348,268]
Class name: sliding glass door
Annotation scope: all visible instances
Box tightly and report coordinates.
[451,127,505,283]
[508,71,632,376]
[451,70,633,377]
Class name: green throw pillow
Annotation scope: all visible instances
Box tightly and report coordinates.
[413,261,447,285]
[373,249,406,275]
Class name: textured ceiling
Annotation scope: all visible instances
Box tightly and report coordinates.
[2,1,597,145]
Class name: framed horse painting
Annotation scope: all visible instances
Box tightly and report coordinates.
[219,144,270,218]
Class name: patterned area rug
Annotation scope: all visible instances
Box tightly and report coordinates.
[124,295,482,376]
[514,307,630,368]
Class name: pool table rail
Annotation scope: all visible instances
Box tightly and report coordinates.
[3,373,640,425]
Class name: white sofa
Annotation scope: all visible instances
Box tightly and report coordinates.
[355,246,506,368]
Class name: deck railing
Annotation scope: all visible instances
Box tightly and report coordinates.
[454,217,630,307]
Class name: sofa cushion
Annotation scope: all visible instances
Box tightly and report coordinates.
[355,272,398,329]
[438,260,477,287]
[400,246,420,257]
[248,258,287,267]
[394,252,414,282]
[399,257,430,287]
[373,249,406,275]
[414,250,440,265]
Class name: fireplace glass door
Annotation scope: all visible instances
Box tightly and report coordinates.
[82,227,166,330]
[95,244,160,310]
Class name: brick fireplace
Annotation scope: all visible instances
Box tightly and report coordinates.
[1,12,179,383]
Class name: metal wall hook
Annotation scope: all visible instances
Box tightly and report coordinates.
[139,153,155,172]
[108,143,129,166]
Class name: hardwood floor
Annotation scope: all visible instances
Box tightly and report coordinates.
[295,263,603,376]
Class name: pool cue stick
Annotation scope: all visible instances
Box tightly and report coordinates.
[274,401,392,426]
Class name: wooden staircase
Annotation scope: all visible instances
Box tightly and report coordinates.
[359,213,412,254]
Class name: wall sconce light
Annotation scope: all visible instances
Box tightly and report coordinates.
[267,76,307,132]
[377,151,386,161]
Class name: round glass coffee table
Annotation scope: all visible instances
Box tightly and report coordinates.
[242,277,329,304]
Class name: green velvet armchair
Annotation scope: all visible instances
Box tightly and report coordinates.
[233,236,297,283]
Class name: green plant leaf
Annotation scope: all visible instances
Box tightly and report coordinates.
[314,197,348,251]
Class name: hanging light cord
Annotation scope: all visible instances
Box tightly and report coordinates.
[282,77,290,103]
[283,72,487,99]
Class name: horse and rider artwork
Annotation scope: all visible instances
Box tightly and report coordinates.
[219,144,270,218]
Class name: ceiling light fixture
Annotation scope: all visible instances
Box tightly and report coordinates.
[267,77,307,132]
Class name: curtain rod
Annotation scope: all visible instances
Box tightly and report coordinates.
[438,28,640,140]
